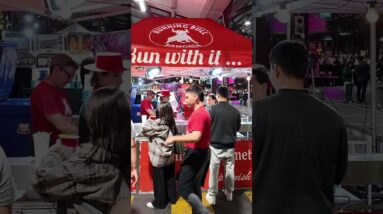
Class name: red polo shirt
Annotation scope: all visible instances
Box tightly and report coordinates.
[31,81,72,145]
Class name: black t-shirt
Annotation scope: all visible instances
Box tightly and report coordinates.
[210,102,241,148]
[253,89,348,214]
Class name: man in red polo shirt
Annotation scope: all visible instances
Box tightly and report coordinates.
[140,90,156,117]
[165,85,211,214]
[30,54,79,145]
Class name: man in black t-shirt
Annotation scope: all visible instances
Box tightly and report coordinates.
[253,40,348,214]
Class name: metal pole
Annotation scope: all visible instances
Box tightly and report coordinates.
[252,0,257,65]
[287,14,291,40]
[370,21,377,153]
[368,184,372,206]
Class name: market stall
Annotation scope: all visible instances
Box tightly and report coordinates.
[131,17,253,193]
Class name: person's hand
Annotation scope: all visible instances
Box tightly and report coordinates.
[165,136,174,145]
[131,168,138,187]
[50,144,75,160]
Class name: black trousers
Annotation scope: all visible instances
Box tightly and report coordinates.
[356,80,368,102]
[151,163,177,209]
[178,148,209,200]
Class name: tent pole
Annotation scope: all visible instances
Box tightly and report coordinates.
[370,21,377,154]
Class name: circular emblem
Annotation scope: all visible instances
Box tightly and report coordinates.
[149,23,213,48]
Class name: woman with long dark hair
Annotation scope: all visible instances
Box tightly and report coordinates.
[141,102,178,209]
[32,87,130,214]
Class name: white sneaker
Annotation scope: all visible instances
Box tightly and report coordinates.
[146,202,155,209]
[224,190,233,201]
[205,193,216,205]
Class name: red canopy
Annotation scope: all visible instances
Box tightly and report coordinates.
[131,17,252,68]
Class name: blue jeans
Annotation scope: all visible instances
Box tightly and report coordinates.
[344,82,353,102]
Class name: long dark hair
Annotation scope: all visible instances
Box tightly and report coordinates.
[86,87,130,182]
[158,102,178,135]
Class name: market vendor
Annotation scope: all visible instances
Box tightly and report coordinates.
[30,53,79,145]
[78,52,125,144]
[140,90,156,117]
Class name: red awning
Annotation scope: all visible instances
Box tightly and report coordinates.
[131,17,252,68]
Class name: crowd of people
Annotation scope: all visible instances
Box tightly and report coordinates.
[0,40,350,214]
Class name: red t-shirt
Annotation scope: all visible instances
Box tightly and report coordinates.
[140,99,153,117]
[185,106,211,150]
[31,81,72,145]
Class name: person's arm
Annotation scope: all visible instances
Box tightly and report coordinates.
[47,114,78,135]
[335,122,348,184]
[0,147,14,214]
[0,205,11,214]
[165,131,202,145]
[130,138,138,187]
[146,109,156,117]
[38,90,78,135]
[237,112,241,132]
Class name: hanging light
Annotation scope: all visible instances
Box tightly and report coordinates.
[366,1,379,23]
[244,20,251,26]
[134,0,146,12]
[246,74,251,81]
[275,3,290,24]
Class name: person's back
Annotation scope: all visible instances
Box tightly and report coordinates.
[355,61,370,82]
[253,40,348,214]
[253,90,347,214]
[210,102,241,147]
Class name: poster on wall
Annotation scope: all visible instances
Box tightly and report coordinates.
[66,33,93,53]
[94,30,130,59]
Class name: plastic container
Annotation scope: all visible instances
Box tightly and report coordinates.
[0,42,18,102]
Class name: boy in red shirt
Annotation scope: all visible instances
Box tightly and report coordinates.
[165,85,211,214]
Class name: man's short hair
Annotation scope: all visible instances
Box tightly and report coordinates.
[252,66,270,84]
[185,85,204,102]
[216,86,229,99]
[146,90,155,96]
[269,40,308,79]
[50,53,79,73]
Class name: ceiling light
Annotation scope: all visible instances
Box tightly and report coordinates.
[25,15,33,23]
[23,28,34,38]
[134,0,146,12]
[274,3,290,24]
[244,20,251,26]
[366,1,379,23]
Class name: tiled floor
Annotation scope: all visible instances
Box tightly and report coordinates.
[131,190,252,214]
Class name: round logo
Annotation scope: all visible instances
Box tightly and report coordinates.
[149,23,213,48]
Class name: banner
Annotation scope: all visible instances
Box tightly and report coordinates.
[138,139,252,193]
[131,17,252,68]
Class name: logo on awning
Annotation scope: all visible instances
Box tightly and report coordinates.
[149,23,213,48]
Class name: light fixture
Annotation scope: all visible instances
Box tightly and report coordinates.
[218,75,223,81]
[246,74,251,81]
[23,28,34,38]
[274,3,290,24]
[25,14,33,23]
[58,6,72,19]
[146,67,161,78]
[211,68,222,76]
[366,1,379,23]
[134,0,146,12]
[244,20,251,26]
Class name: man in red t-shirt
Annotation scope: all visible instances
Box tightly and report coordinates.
[30,54,79,145]
[165,85,211,214]
[140,90,155,117]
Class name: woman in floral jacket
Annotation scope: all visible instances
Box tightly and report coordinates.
[141,102,178,209]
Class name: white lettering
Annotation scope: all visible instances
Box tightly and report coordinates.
[131,48,160,64]
[234,149,252,161]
